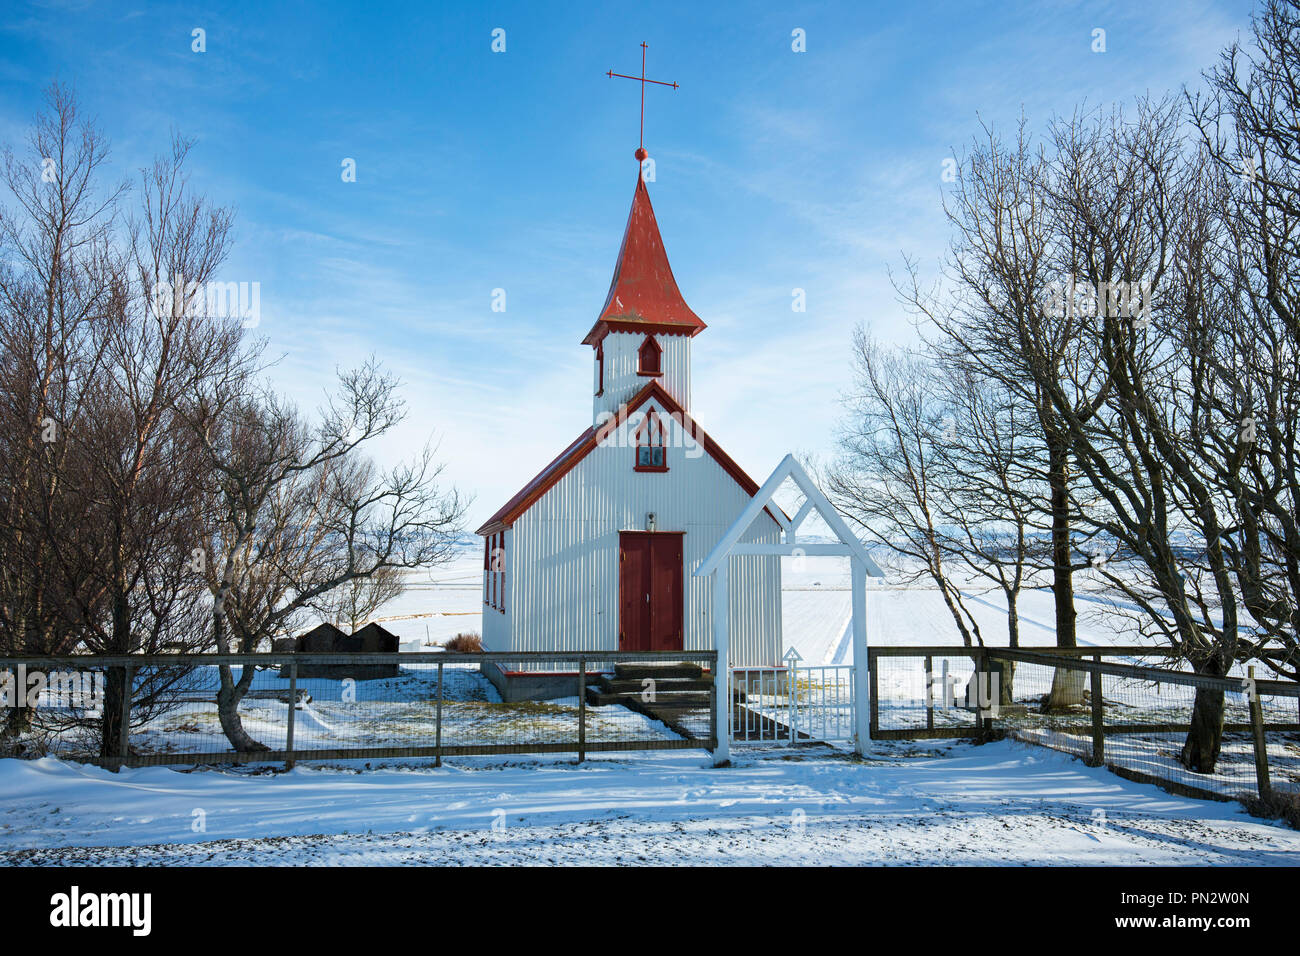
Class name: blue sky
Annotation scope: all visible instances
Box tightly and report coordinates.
[0,0,1257,528]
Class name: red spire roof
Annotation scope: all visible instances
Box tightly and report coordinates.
[581,171,706,346]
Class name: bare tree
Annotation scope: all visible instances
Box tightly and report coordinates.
[1190,0,1300,680]
[894,93,1279,767]
[1007,98,1256,770]
[58,132,238,756]
[0,87,467,761]
[185,362,467,752]
[829,329,986,648]
[931,365,1045,701]
[0,86,124,744]
[316,565,404,633]
[0,84,122,679]
[898,114,1110,709]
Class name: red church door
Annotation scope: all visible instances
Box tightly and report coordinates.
[619,532,684,652]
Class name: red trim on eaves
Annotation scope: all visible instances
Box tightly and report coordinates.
[584,320,701,349]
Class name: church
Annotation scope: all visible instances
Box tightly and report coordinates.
[476,161,784,700]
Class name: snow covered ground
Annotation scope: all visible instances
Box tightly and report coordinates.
[130,663,678,758]
[1,740,1297,865]
[5,547,1295,865]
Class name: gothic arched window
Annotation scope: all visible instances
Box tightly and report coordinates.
[635,410,668,472]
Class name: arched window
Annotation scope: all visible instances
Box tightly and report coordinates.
[635,410,668,472]
[637,335,662,376]
[595,342,604,396]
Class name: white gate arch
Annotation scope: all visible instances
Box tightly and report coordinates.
[695,453,884,764]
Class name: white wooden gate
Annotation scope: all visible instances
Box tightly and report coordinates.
[697,454,885,763]
[730,658,856,745]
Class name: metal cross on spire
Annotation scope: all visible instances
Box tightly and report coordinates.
[606,41,679,162]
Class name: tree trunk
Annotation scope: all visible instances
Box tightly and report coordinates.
[99,665,126,759]
[2,706,33,741]
[99,586,134,759]
[1002,589,1019,704]
[1181,652,1228,774]
[1045,437,1084,709]
[212,582,270,753]
[1180,686,1225,773]
[216,662,269,753]
[1047,439,1078,649]
[936,578,977,647]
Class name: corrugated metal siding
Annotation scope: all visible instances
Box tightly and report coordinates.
[593,331,691,422]
[507,401,782,666]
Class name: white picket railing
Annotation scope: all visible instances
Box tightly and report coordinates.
[730,663,856,745]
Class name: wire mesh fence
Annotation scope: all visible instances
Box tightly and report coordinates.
[867,645,1300,803]
[990,648,1299,802]
[0,651,717,768]
[868,647,996,738]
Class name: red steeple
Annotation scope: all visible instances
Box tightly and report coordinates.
[582,171,706,346]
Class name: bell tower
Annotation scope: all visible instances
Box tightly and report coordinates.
[586,170,705,423]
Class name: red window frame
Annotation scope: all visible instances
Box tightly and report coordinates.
[484,534,506,612]
[637,335,662,377]
[497,532,505,614]
[634,410,668,472]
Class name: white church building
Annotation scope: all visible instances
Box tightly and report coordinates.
[476,167,784,699]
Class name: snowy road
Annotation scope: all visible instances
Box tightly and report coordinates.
[2,740,1296,865]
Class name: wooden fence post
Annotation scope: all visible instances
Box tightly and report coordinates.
[868,649,879,740]
[435,661,444,768]
[851,557,870,755]
[708,652,718,752]
[924,655,934,732]
[285,660,297,770]
[578,658,587,763]
[1248,665,1272,802]
[712,561,731,766]
[977,650,992,736]
[1089,654,1104,767]
[118,664,133,767]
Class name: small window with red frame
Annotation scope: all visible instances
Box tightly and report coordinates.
[635,410,668,472]
[484,533,506,611]
[637,335,662,376]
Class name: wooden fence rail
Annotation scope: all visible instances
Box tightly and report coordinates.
[866,645,1300,803]
[0,650,718,770]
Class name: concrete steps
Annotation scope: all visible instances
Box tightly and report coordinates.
[585,662,719,740]
[584,662,720,708]
[598,676,714,694]
[586,688,713,708]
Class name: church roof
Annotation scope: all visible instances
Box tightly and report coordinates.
[581,172,707,346]
[476,380,782,536]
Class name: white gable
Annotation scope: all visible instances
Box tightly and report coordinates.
[501,400,782,664]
